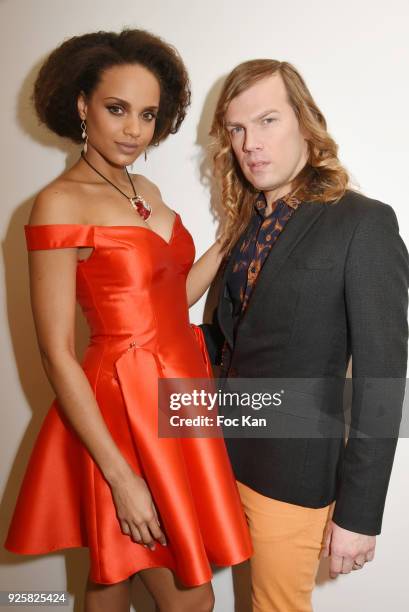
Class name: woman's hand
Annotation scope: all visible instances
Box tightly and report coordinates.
[110,468,167,550]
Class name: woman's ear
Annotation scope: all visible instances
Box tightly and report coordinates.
[77,91,87,121]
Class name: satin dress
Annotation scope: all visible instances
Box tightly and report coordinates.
[5,213,253,585]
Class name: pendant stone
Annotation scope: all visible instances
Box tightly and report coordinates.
[130,196,152,220]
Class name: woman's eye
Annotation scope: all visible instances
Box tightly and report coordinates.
[230,126,243,136]
[262,117,277,125]
[143,112,157,121]
[107,105,123,115]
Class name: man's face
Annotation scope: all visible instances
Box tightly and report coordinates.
[224,73,309,200]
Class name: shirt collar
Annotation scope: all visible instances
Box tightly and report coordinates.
[254,191,301,217]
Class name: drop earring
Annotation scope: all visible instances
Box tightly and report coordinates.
[144,149,147,162]
[81,119,88,154]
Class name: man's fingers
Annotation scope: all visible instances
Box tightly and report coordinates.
[330,554,343,579]
[365,548,375,562]
[351,554,366,571]
[341,556,354,574]
[321,538,330,558]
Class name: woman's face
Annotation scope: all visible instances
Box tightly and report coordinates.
[77,63,160,165]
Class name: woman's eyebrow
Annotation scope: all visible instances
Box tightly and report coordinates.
[103,96,130,106]
[103,97,159,111]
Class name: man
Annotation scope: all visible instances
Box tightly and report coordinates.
[202,60,408,611]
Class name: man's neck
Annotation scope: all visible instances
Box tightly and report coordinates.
[263,187,291,213]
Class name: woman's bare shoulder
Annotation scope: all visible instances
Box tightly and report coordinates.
[28,177,84,226]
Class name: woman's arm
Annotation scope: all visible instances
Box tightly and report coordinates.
[26,190,166,549]
[187,237,225,306]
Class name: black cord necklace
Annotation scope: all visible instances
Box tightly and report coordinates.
[80,151,152,220]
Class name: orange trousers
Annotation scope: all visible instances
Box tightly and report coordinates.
[236,480,334,612]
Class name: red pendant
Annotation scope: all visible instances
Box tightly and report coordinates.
[130,196,152,220]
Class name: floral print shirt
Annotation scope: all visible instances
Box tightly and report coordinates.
[226,191,301,336]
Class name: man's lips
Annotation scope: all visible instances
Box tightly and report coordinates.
[247,161,270,171]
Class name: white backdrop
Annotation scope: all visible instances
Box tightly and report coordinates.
[1,0,408,610]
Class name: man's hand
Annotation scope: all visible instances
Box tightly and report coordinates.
[321,520,376,578]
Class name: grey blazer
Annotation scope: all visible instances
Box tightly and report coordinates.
[202,190,409,535]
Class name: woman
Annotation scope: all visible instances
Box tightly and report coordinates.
[4,29,252,612]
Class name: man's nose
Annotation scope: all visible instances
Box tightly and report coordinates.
[243,128,262,152]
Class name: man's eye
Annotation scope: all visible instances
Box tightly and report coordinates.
[107,105,123,115]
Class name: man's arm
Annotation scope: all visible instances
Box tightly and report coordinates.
[326,201,408,576]
[333,201,408,535]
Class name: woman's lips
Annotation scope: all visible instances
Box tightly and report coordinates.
[116,142,139,154]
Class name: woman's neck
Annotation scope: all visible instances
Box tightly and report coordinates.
[80,146,130,187]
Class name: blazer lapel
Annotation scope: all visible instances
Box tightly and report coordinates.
[217,200,327,349]
[238,201,325,328]
[217,201,326,348]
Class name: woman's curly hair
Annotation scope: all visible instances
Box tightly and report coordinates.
[33,28,191,146]
[210,60,350,253]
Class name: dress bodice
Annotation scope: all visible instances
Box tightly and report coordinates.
[24,215,195,353]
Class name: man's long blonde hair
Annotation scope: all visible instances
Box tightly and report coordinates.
[210,60,350,253]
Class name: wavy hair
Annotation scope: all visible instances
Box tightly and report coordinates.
[210,60,350,253]
[33,28,191,147]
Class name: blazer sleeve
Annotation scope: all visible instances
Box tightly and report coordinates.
[332,202,409,535]
[199,314,225,366]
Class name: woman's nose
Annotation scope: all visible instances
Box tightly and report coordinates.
[123,115,141,139]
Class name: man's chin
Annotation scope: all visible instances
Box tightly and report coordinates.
[243,171,278,191]
[249,180,277,192]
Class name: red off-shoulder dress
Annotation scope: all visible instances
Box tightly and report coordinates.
[5,214,252,585]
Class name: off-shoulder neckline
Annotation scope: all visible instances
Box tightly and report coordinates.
[24,212,180,247]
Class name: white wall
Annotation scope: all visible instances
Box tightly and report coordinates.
[1,0,408,610]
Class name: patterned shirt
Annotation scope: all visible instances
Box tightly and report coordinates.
[226,191,301,336]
